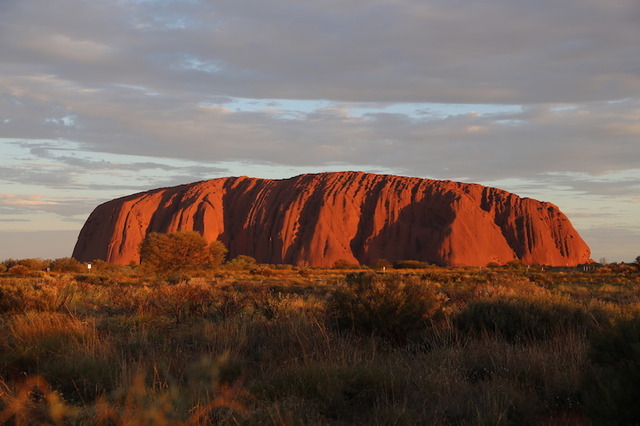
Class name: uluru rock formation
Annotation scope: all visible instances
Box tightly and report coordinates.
[73,172,591,267]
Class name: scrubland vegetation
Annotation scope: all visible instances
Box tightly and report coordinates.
[1,251,640,424]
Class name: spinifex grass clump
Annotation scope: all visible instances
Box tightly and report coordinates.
[0,276,78,314]
[454,294,610,343]
[1,311,116,402]
[328,272,445,344]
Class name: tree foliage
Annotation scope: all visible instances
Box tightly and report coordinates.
[139,231,227,276]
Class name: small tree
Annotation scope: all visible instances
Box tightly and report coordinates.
[209,240,228,267]
[139,231,227,277]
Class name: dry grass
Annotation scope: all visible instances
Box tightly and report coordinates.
[0,263,639,424]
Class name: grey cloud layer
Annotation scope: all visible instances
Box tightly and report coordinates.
[2,0,638,103]
[3,78,639,183]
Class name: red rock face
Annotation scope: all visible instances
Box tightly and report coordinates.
[72,172,591,267]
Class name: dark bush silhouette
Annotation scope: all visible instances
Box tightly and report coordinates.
[454,296,606,342]
[368,259,392,270]
[328,272,443,344]
[584,317,640,424]
[393,260,431,269]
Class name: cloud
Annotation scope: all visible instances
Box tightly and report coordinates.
[1,0,638,104]
[1,0,638,183]
[4,90,639,185]
[0,0,638,261]
[0,139,230,193]
[0,193,97,217]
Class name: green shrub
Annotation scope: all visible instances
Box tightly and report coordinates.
[328,272,444,344]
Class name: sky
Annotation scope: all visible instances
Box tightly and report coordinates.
[1,0,639,263]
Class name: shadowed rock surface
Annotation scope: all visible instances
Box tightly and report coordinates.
[72,172,591,267]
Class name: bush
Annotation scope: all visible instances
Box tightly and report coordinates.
[368,259,392,270]
[8,265,31,277]
[454,296,605,343]
[0,281,23,313]
[50,257,84,273]
[0,276,78,313]
[328,272,444,344]
[18,258,51,271]
[583,317,640,424]
[209,240,228,267]
[298,267,310,277]
[147,280,225,323]
[393,260,431,269]
[333,259,359,269]
[139,231,226,276]
[249,266,274,276]
[505,259,526,269]
[226,255,258,270]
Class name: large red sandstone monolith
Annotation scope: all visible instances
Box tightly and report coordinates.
[72,172,591,267]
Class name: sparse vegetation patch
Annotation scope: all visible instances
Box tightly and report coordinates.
[1,257,639,424]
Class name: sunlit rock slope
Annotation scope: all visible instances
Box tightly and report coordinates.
[73,172,591,267]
